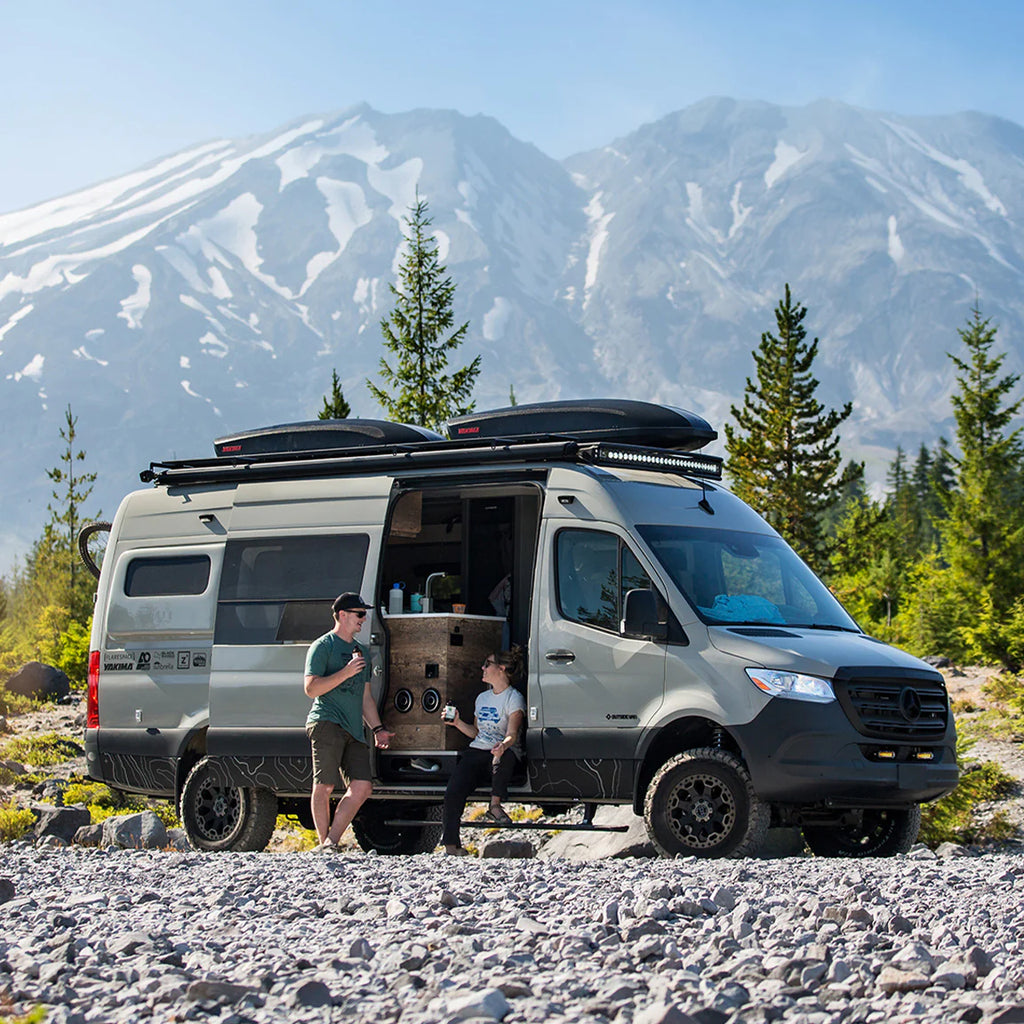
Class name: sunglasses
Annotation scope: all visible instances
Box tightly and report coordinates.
[341,609,367,618]
[482,657,502,668]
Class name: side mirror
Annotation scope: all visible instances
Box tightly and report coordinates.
[622,588,668,640]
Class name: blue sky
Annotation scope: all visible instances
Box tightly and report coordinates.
[2,0,1023,215]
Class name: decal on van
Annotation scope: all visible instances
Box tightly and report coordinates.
[102,649,211,672]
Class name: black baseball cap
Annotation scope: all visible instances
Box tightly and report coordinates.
[333,593,372,614]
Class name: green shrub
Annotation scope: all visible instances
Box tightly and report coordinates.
[0,802,36,842]
[0,690,40,718]
[920,733,1017,846]
[0,732,81,767]
[62,781,117,808]
[0,1004,47,1024]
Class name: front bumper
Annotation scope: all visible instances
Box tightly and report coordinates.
[733,696,958,807]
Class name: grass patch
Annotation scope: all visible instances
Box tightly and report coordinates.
[920,733,1018,846]
[0,1004,46,1024]
[0,691,41,719]
[0,732,82,767]
[0,802,36,842]
[274,814,318,851]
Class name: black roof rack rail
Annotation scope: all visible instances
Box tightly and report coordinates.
[141,434,723,488]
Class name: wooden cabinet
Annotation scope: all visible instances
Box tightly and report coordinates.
[382,615,505,751]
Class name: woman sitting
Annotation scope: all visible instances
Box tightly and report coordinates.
[441,647,526,855]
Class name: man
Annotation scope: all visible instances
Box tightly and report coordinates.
[304,592,393,850]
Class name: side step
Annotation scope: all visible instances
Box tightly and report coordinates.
[386,819,630,833]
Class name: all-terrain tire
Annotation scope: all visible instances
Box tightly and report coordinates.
[644,747,769,858]
[352,801,443,855]
[802,805,921,857]
[179,756,278,852]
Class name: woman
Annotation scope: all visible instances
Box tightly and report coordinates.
[441,646,526,855]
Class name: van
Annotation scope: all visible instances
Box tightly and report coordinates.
[81,400,958,857]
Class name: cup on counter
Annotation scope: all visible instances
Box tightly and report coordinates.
[452,603,466,615]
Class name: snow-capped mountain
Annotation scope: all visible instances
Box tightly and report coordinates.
[2,98,1023,567]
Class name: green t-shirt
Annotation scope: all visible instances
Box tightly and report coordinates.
[304,631,369,739]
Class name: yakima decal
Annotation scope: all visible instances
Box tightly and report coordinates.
[457,426,480,434]
[103,651,135,671]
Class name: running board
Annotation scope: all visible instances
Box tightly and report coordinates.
[387,818,630,833]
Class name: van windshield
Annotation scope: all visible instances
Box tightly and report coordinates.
[637,524,859,631]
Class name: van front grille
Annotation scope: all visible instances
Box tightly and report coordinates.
[835,676,949,740]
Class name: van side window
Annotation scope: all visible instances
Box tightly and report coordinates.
[125,555,211,597]
[215,534,370,644]
[557,530,652,632]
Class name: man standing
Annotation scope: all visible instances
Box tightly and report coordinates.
[304,593,393,850]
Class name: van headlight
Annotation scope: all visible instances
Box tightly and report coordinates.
[745,668,835,703]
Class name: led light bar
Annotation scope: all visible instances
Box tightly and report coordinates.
[588,443,723,480]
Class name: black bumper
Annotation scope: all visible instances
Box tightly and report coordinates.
[732,696,958,807]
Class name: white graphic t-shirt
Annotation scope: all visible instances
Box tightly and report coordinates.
[471,686,526,756]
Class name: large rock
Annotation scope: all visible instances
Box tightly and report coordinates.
[5,661,71,700]
[33,804,91,843]
[537,807,655,861]
[102,811,169,850]
[480,838,535,859]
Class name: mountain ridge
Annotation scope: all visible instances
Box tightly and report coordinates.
[2,97,1023,568]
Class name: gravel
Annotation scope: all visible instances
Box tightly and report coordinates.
[2,845,1024,1024]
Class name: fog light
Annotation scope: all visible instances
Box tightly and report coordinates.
[877,750,896,760]
[914,751,935,761]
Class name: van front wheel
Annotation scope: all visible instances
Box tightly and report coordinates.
[802,806,921,857]
[644,748,769,858]
[179,757,278,852]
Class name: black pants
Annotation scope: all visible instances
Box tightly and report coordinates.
[442,746,518,846]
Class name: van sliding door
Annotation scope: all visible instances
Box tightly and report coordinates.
[208,477,391,795]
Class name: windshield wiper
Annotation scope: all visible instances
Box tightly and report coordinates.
[794,623,861,633]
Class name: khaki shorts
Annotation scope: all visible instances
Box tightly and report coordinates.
[306,720,372,787]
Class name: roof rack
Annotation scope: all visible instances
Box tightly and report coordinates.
[141,434,722,488]
[140,401,723,488]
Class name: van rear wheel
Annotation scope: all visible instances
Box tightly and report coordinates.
[352,800,443,855]
[180,756,278,852]
[644,748,769,858]
[802,806,921,857]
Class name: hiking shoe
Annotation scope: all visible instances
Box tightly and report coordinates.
[483,807,513,825]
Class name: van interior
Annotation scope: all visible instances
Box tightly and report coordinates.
[376,483,541,781]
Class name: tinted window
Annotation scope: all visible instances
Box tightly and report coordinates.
[125,556,210,597]
[216,534,370,644]
[556,530,652,632]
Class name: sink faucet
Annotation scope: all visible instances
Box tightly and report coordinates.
[424,572,447,613]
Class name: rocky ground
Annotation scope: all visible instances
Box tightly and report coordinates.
[2,669,1024,1022]
[2,843,1024,1024]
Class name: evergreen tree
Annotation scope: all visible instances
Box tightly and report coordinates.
[725,284,861,573]
[368,193,480,430]
[939,304,1024,665]
[318,369,351,420]
[509,383,518,407]
[45,404,97,620]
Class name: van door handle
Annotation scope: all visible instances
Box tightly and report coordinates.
[545,649,576,664]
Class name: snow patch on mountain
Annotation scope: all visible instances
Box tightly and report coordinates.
[72,347,108,366]
[0,303,33,345]
[483,297,512,340]
[8,353,44,381]
[764,141,808,188]
[583,192,613,306]
[300,179,373,294]
[887,216,905,264]
[118,265,152,329]
[881,119,1007,217]
[368,158,423,220]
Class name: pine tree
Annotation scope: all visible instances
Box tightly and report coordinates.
[939,304,1024,665]
[725,284,861,573]
[368,193,480,431]
[318,369,351,420]
[45,404,97,620]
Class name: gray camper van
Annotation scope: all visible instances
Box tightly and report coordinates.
[82,400,958,857]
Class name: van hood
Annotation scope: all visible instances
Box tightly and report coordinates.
[706,626,936,678]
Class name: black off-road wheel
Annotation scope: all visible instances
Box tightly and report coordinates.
[352,801,443,855]
[644,748,769,858]
[802,806,921,857]
[179,757,278,852]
